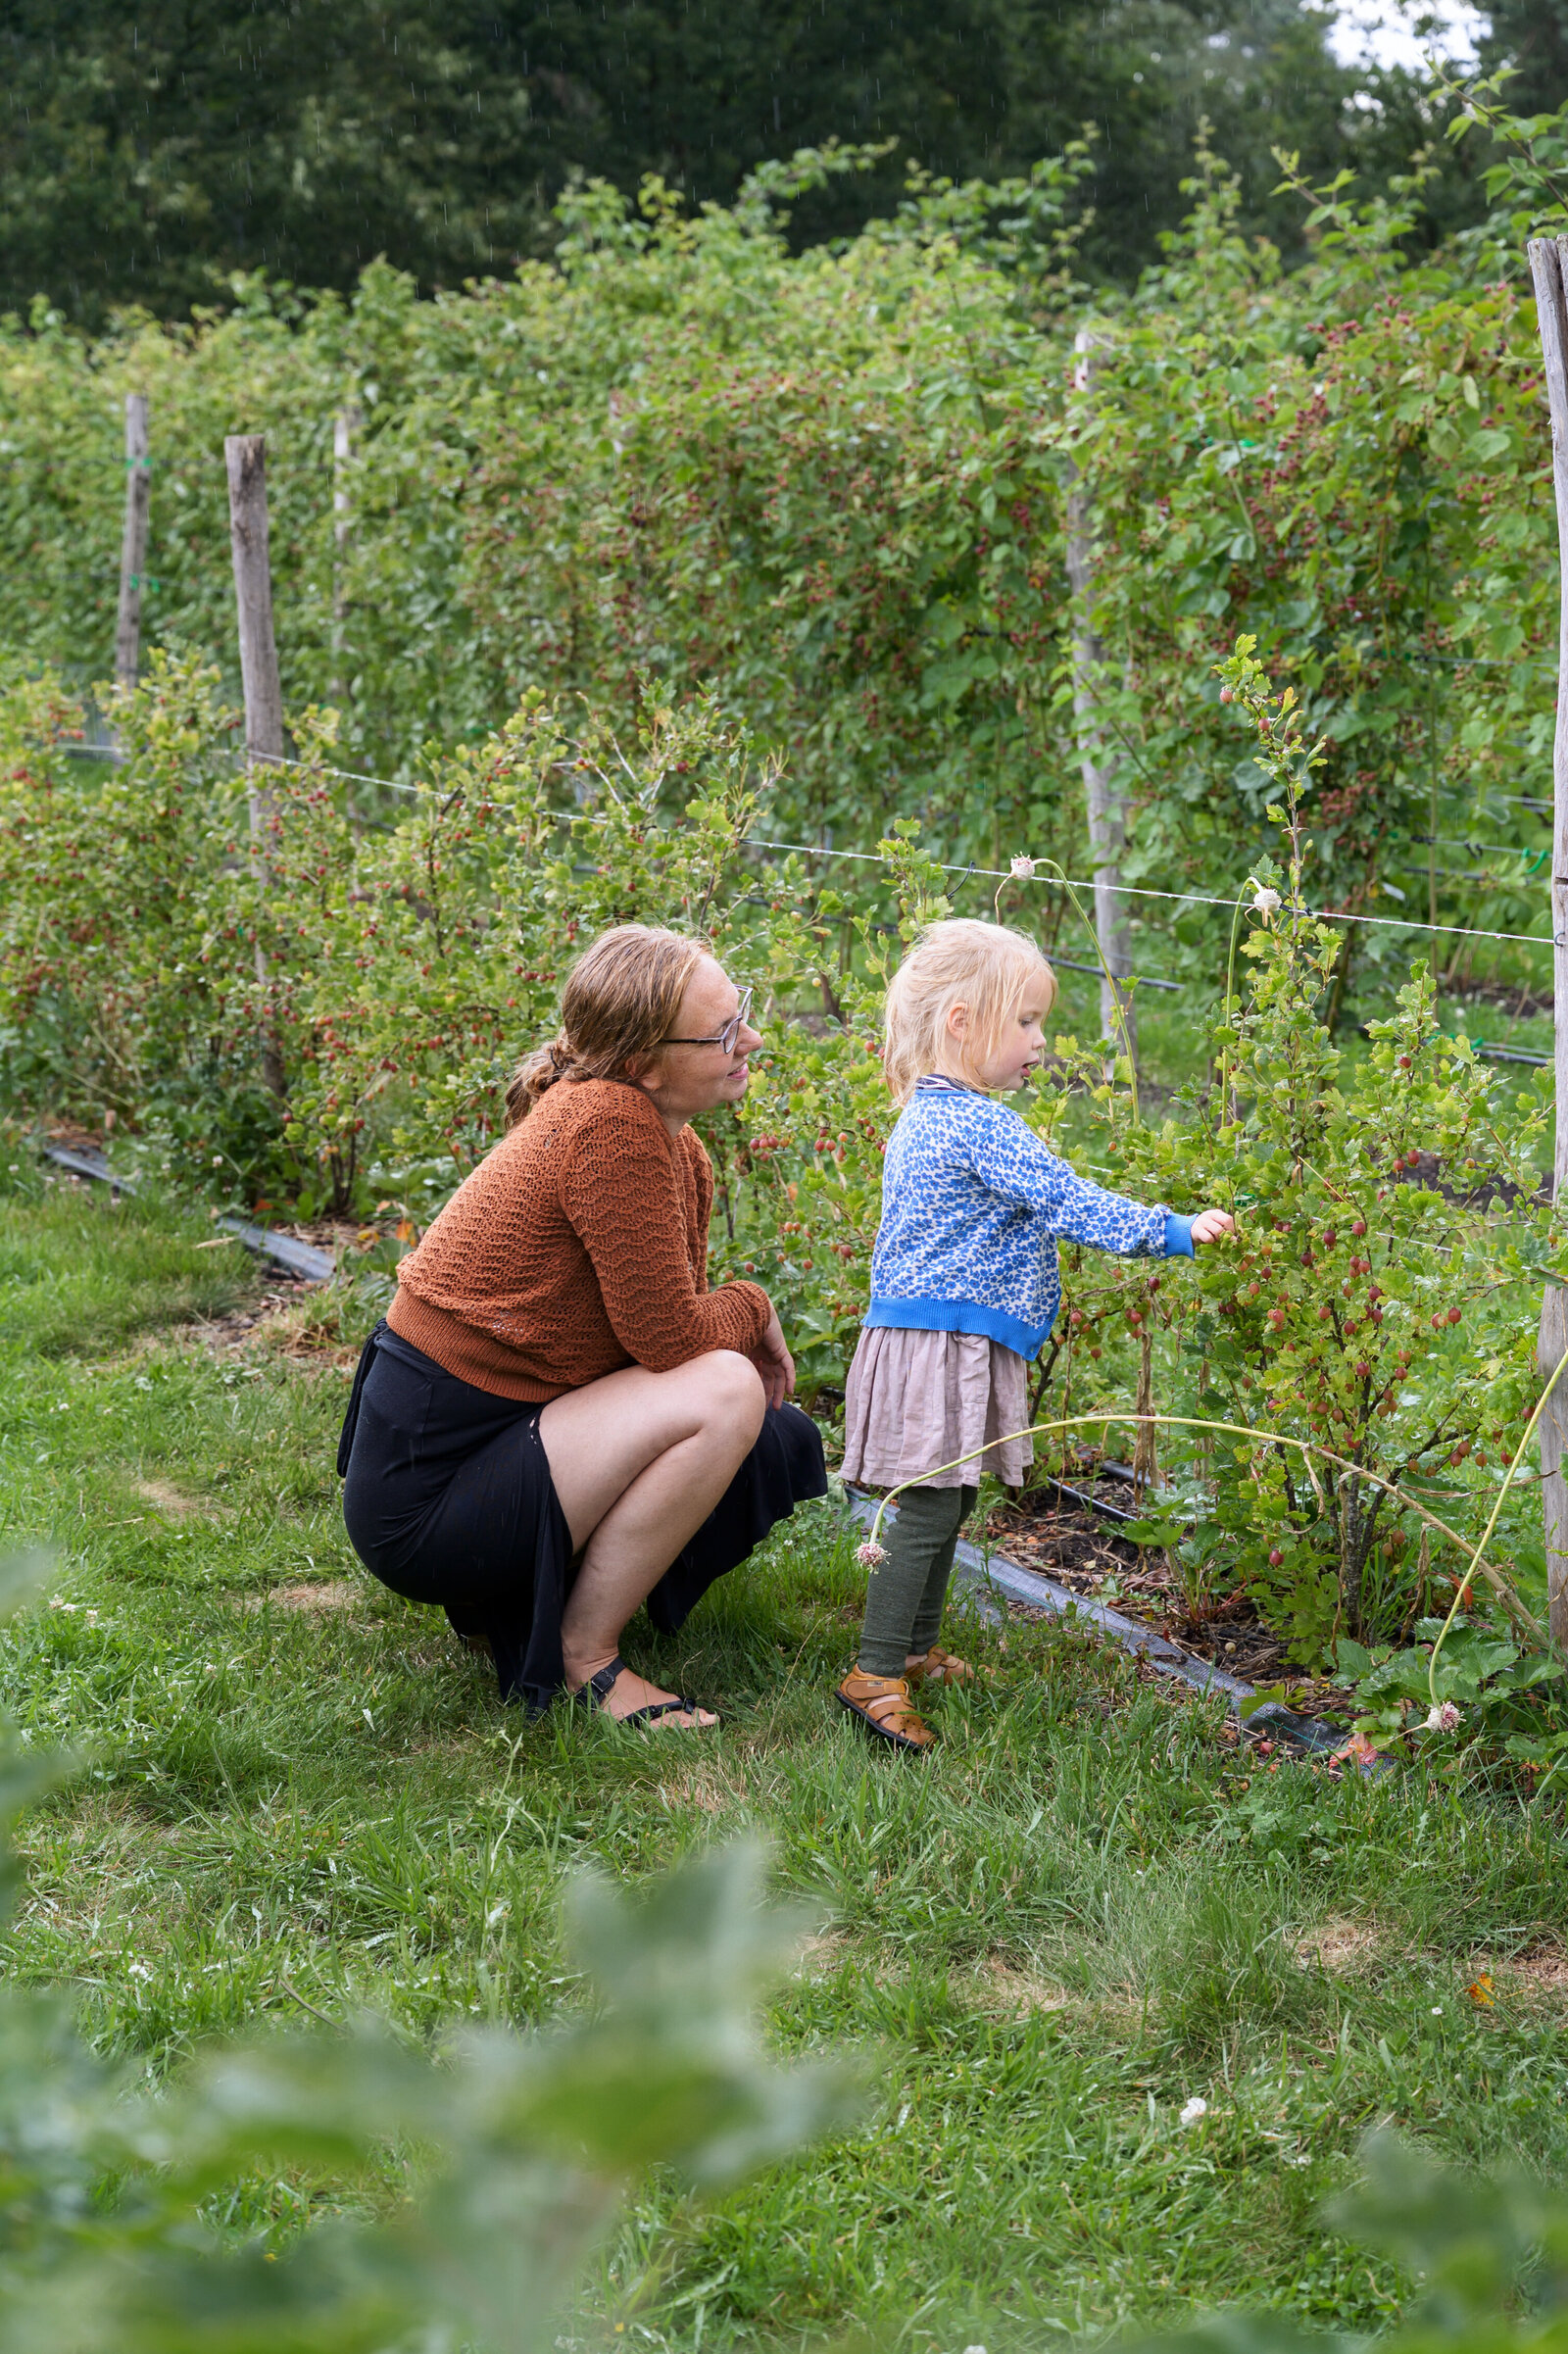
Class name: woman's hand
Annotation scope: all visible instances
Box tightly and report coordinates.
[1191,1208,1236,1247]
[751,1311,796,1411]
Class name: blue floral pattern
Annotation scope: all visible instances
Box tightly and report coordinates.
[863,1077,1183,1359]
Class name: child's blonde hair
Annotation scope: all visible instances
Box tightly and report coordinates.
[882,918,1056,1104]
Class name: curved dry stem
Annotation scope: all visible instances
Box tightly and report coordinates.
[1424,1342,1568,1702]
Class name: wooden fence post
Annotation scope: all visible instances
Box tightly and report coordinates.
[223,432,287,1101]
[1528,235,1568,1647]
[115,394,150,693]
[331,404,362,711]
[1063,328,1137,1070]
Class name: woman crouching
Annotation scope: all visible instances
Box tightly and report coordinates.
[338,923,825,1728]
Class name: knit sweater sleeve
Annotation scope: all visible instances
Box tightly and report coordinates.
[685,1132,714,1291]
[559,1106,771,1370]
[964,1103,1168,1256]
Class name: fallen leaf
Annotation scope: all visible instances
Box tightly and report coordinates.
[1467,1973,1494,2008]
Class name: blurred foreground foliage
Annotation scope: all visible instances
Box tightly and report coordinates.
[0,1561,858,2352]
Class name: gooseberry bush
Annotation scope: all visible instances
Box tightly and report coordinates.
[0,649,1557,1666]
[1087,639,1561,1662]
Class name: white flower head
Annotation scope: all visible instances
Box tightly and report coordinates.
[1423,1700,1462,1734]
[856,1539,889,1569]
[1009,855,1037,881]
[1179,2096,1208,2127]
[1251,886,1282,918]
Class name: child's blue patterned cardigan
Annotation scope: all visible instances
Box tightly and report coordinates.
[864,1077,1196,1361]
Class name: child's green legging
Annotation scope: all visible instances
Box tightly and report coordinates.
[857,1484,979,1678]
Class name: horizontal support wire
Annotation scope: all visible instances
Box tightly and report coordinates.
[742,836,1556,950]
[95,743,1557,956]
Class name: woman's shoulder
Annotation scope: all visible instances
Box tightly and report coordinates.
[528,1079,666,1140]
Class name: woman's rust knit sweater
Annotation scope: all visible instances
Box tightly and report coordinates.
[385,1079,773,1401]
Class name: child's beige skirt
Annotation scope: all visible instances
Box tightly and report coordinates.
[840,1326,1033,1490]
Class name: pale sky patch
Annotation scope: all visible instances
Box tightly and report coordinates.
[1328,0,1486,73]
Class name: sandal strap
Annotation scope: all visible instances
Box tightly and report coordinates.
[573,1663,712,1727]
[860,1690,920,1729]
[573,1655,627,1710]
[622,1694,703,1725]
[836,1673,934,1750]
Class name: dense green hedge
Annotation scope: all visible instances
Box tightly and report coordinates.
[0,131,1560,991]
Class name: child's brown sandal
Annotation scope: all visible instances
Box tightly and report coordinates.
[906,1645,986,1687]
[836,1670,936,1752]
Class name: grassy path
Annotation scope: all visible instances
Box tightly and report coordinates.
[3,1168,1568,2349]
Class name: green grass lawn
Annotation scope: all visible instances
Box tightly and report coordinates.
[5,1166,1568,2350]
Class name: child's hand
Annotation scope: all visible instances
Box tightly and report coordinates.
[1191,1208,1235,1246]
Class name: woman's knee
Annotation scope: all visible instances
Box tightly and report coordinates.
[690,1349,767,1438]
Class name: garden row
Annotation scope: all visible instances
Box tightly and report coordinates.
[3,647,1564,1723]
[0,110,1562,993]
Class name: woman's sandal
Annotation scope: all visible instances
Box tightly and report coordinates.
[835,1669,935,1753]
[905,1645,986,1688]
[572,1654,714,1730]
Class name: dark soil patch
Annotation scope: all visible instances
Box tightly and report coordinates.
[984,1482,1355,1722]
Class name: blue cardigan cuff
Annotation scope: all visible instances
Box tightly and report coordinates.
[1163,1212,1195,1259]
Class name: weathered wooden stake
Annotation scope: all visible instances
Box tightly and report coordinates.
[1527,235,1568,1646]
[224,432,287,1101]
[1063,328,1137,1068]
[115,394,151,693]
[331,404,362,710]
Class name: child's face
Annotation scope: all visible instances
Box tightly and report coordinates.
[956,978,1051,1094]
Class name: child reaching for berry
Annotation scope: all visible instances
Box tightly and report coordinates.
[838,918,1233,1752]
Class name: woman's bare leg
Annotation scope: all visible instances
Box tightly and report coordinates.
[540,1349,766,1725]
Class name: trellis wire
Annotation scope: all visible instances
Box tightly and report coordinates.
[189,746,1558,954]
[743,834,1556,950]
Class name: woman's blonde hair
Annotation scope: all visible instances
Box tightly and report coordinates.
[881,918,1056,1104]
[506,922,710,1124]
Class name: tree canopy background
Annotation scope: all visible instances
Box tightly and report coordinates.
[0,0,1548,325]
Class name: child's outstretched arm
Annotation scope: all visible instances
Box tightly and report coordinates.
[964,1114,1232,1257]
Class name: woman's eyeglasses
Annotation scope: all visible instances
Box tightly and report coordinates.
[662,986,755,1056]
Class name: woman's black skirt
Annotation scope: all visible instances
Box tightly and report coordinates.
[338,1322,827,1715]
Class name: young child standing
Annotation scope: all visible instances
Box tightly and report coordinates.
[838,918,1233,1752]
